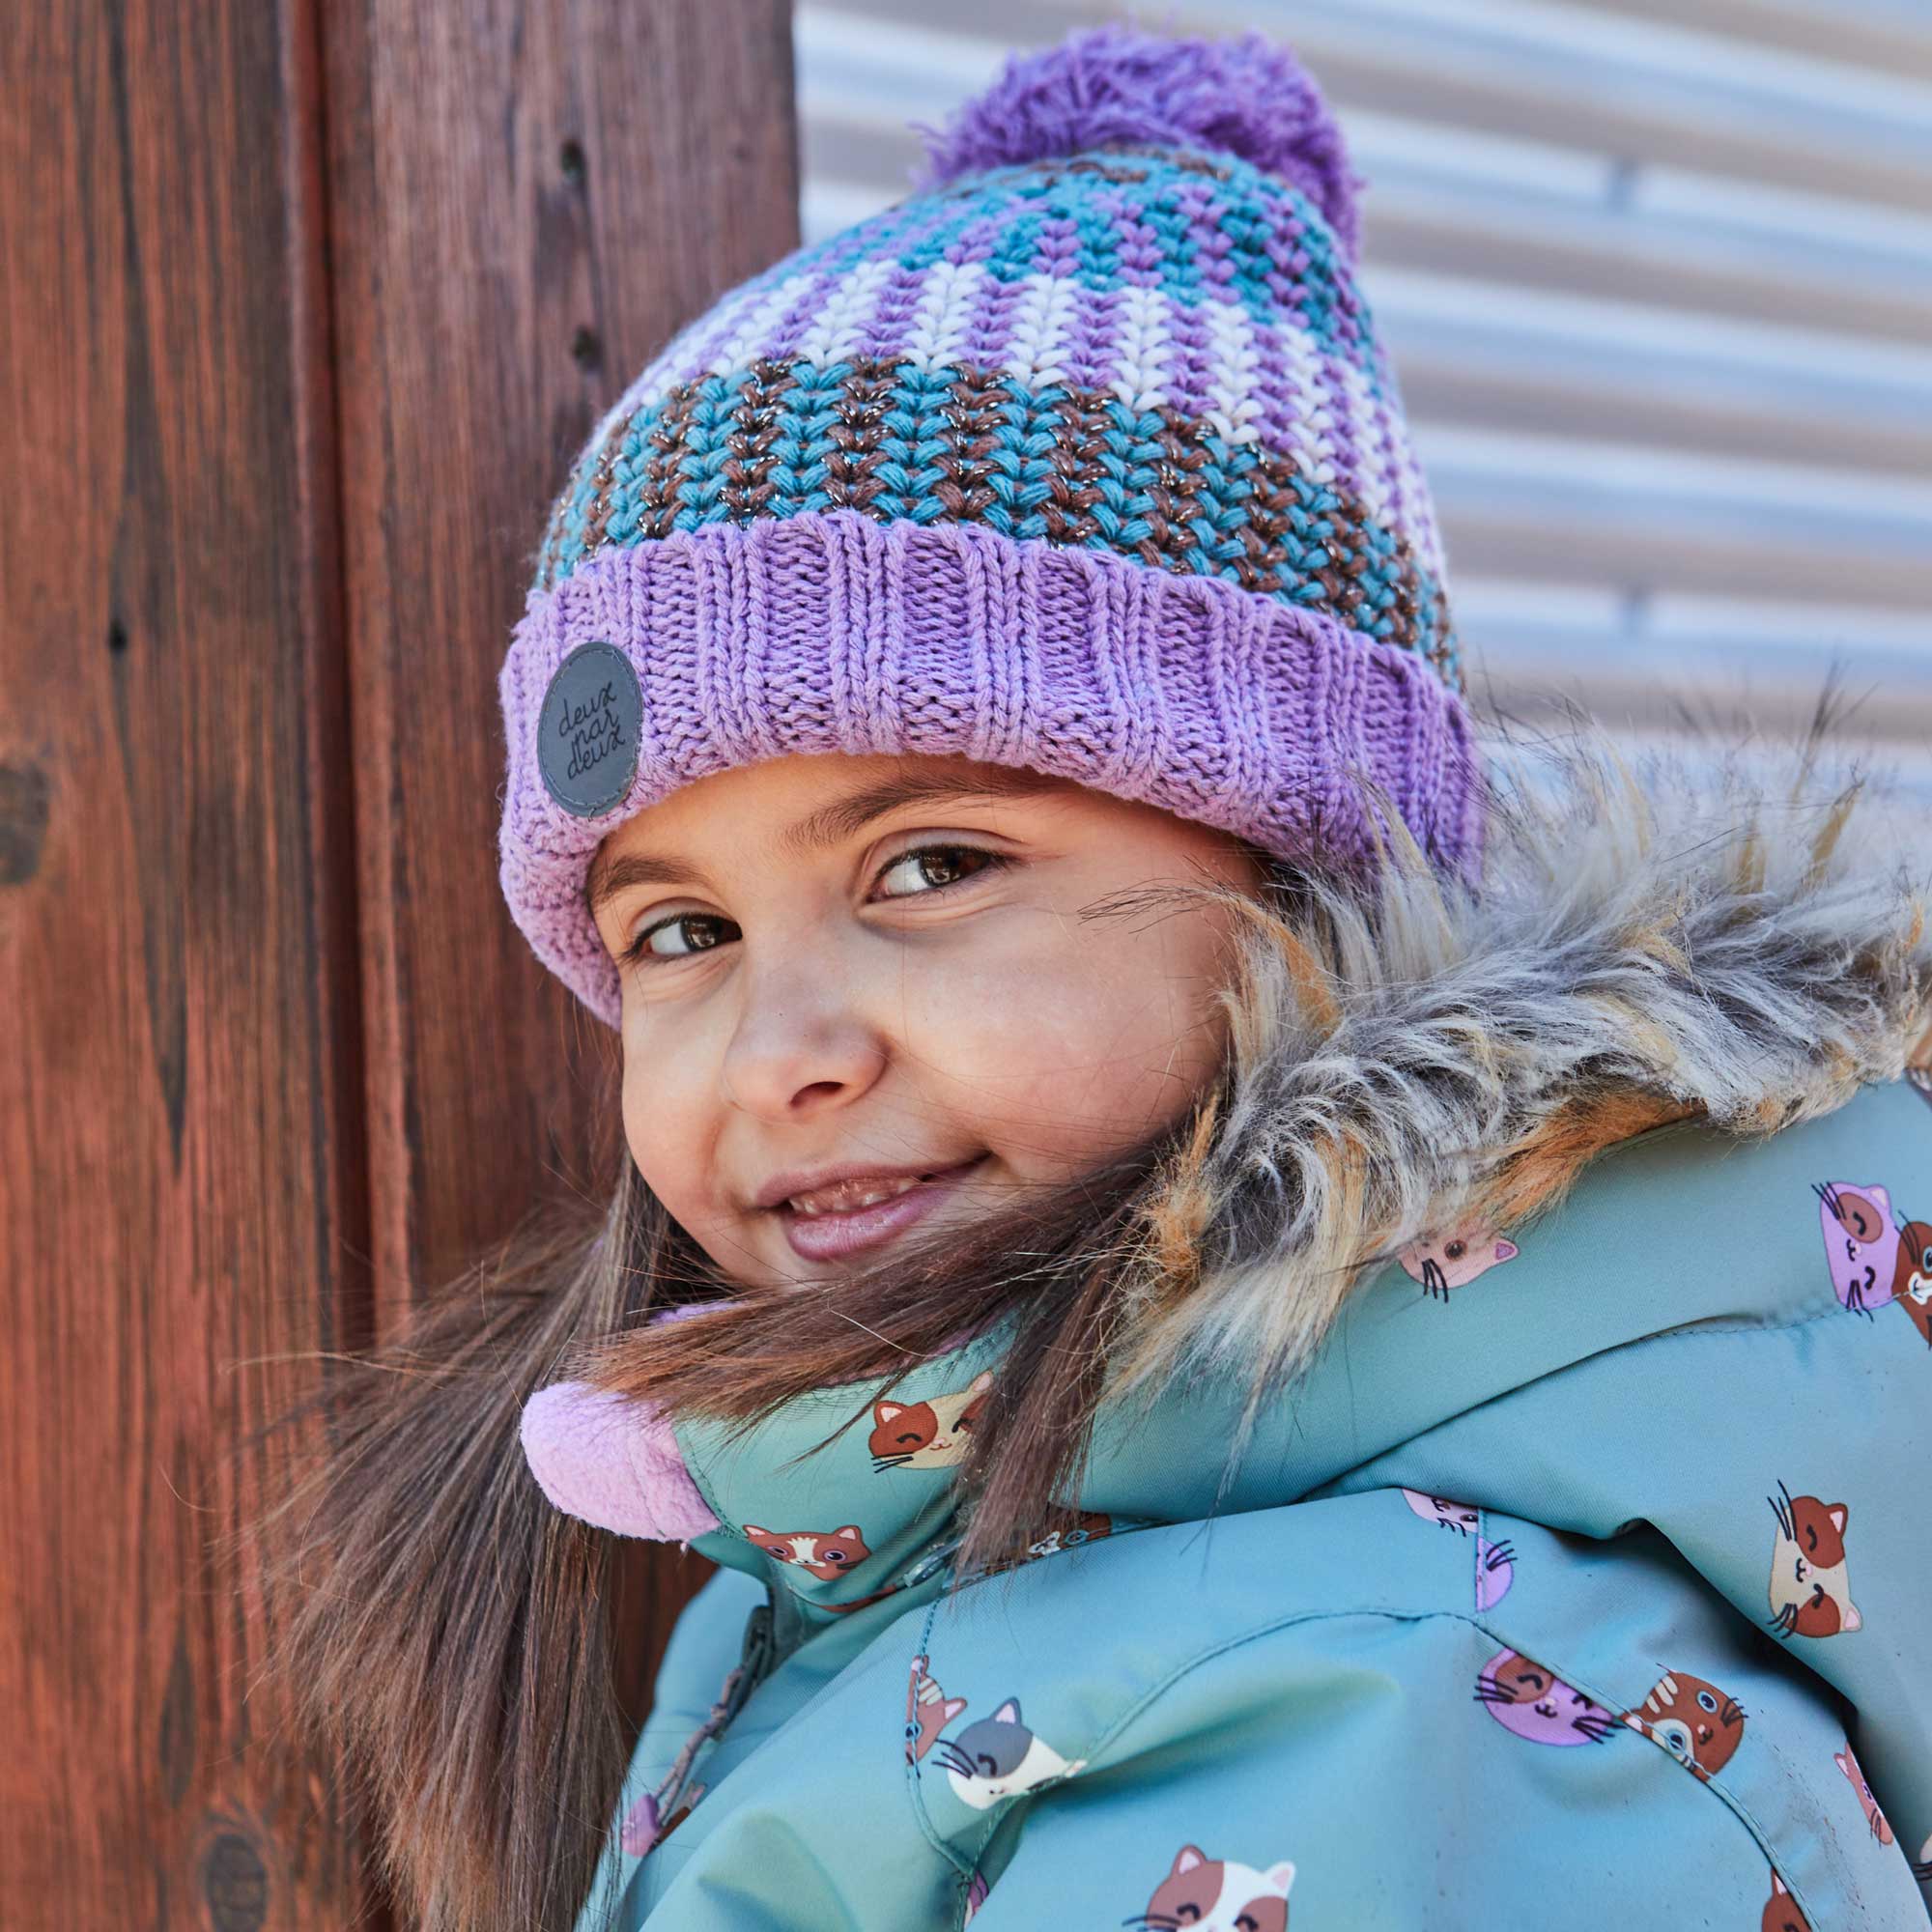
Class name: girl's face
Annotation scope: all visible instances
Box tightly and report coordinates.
[586,752,1265,1289]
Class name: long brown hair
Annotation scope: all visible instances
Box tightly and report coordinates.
[264,856,1293,1931]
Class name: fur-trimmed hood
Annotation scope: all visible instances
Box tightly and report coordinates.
[1126,728,1932,1407]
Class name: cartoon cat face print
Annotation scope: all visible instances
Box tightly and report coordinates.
[1402,1490,1480,1533]
[869,1369,994,1471]
[1816,1180,1902,1315]
[1134,1845,1296,1932]
[1895,1221,1932,1348]
[1620,1671,1745,1781]
[933,1697,1086,1809]
[1833,1741,1894,1846]
[1913,1830,1932,1885]
[905,1654,966,1766]
[1761,1869,1812,1932]
[1766,1482,1861,1638]
[1474,1647,1618,1746]
[1024,1511,1113,1559]
[741,1522,870,1581]
[1475,1536,1516,1611]
[1399,1225,1519,1300]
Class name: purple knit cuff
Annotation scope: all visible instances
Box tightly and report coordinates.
[497,508,1483,1027]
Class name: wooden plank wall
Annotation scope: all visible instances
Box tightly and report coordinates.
[0,4,798,1926]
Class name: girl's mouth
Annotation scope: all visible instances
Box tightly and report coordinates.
[775,1156,987,1262]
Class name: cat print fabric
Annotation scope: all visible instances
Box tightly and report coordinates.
[1131,1845,1296,1932]
[1475,1536,1516,1611]
[1020,1511,1112,1560]
[741,1521,871,1581]
[960,1870,988,1924]
[1762,1869,1813,1932]
[1619,1671,1746,1781]
[953,1512,1117,1586]
[928,1697,1086,1810]
[870,1370,994,1471]
[904,1655,966,1766]
[1817,1179,1901,1314]
[1401,1489,1479,1532]
[1765,1483,1862,1639]
[1400,1491,1516,1608]
[1474,1648,1619,1746]
[1900,1226,1932,1347]
[1815,1178,1932,1346]
[1835,1740,1895,1846]
[1398,1224,1519,1299]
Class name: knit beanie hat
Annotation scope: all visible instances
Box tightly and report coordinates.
[497,23,1480,1028]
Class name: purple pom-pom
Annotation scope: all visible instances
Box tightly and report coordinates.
[911,24,1364,264]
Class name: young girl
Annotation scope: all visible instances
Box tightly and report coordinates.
[278,25,1932,1932]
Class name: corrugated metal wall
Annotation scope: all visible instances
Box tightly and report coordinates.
[792,0,1932,778]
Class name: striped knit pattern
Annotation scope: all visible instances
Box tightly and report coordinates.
[535,147,1458,683]
[497,33,1481,1028]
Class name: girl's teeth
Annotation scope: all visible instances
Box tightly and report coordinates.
[787,1175,924,1216]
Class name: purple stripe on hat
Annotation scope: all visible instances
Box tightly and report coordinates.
[497,509,1482,1028]
[586,260,1435,549]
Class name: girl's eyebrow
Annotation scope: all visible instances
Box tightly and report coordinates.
[585,767,1069,913]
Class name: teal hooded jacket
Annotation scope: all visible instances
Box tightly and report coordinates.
[526,752,1932,1932]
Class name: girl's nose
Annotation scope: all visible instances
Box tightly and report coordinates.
[719,962,889,1122]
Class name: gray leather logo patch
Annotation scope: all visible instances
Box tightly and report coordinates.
[537,640,642,817]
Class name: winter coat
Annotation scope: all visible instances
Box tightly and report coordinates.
[528,748,1932,1932]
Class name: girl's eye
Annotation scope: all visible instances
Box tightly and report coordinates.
[623,911,738,965]
[872,841,1009,901]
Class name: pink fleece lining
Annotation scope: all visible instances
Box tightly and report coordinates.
[520,1381,721,1543]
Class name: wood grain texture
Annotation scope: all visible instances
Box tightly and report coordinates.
[317,0,802,1832]
[323,0,802,1314]
[0,2,368,1926]
[2,0,799,1923]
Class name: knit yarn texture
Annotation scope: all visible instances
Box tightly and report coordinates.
[497,26,1481,1026]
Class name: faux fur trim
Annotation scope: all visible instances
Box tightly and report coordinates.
[1120,728,1932,1407]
